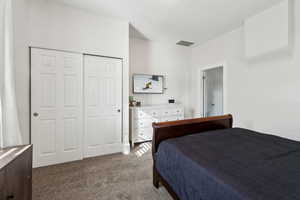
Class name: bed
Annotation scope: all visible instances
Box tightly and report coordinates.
[152,115,300,200]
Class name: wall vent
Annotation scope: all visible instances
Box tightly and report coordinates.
[176,40,194,47]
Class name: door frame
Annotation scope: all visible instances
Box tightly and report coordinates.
[196,62,228,118]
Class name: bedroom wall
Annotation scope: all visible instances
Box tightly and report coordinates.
[13,0,300,145]
[12,0,30,145]
[190,1,300,141]
[129,38,192,117]
[13,0,130,151]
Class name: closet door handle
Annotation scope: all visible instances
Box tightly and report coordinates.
[117,109,121,113]
[33,112,39,117]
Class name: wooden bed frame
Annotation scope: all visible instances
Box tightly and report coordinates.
[152,114,233,200]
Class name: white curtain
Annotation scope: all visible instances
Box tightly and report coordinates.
[0,0,22,148]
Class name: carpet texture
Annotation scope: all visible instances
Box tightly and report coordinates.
[33,143,172,200]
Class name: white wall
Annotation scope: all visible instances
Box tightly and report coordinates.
[245,0,291,59]
[190,1,300,141]
[12,0,30,145]
[13,0,300,146]
[129,38,192,117]
[13,0,130,151]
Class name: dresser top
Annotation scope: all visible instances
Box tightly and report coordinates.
[130,104,183,110]
[0,145,32,170]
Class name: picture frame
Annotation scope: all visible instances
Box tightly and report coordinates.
[132,74,164,94]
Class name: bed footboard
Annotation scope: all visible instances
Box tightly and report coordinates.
[152,114,233,199]
[152,114,233,154]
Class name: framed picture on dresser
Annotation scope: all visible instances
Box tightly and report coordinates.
[133,74,164,94]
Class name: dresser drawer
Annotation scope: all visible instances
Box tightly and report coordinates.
[149,110,161,118]
[133,109,162,119]
[161,115,184,122]
[174,115,184,121]
[161,108,184,117]
[170,107,184,115]
[134,118,158,128]
[134,110,150,119]
[161,109,172,116]
[130,105,184,146]
[135,128,153,142]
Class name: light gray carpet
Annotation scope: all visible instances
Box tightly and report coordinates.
[33,143,172,200]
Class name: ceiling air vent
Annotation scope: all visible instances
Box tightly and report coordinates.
[176,40,194,47]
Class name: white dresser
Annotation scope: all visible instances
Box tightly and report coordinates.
[129,104,184,147]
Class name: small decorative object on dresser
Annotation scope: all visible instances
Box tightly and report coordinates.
[0,145,32,200]
[130,104,184,147]
[168,99,175,104]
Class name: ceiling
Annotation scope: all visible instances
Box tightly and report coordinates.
[55,0,282,45]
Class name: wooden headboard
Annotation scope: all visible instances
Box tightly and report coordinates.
[152,114,233,155]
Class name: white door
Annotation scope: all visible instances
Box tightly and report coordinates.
[84,55,122,158]
[31,48,83,168]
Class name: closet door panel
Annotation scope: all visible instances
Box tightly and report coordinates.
[31,49,61,167]
[84,55,122,158]
[60,52,83,163]
[31,48,83,167]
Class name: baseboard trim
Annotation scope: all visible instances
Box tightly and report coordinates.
[122,142,130,155]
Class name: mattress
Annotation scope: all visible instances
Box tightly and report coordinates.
[155,128,300,200]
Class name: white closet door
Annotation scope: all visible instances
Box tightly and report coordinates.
[31,48,83,168]
[59,52,83,163]
[84,55,122,158]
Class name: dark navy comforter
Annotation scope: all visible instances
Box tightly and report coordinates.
[155,128,300,200]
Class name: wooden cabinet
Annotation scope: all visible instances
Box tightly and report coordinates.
[0,170,5,200]
[130,104,184,147]
[0,145,32,200]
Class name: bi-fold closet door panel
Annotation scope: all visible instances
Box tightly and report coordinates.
[84,55,123,158]
[31,48,83,168]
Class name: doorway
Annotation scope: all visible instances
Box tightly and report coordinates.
[202,66,224,117]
